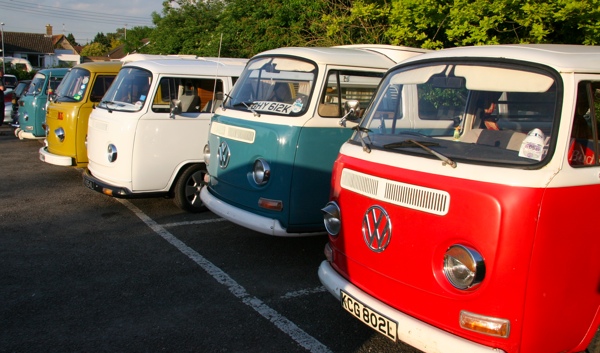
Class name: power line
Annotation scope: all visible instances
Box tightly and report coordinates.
[0,0,155,26]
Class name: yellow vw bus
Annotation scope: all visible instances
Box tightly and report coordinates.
[40,61,122,167]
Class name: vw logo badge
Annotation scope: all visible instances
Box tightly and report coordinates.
[362,205,392,252]
[217,141,231,169]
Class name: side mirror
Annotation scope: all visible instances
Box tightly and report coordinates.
[339,100,361,127]
[170,99,182,119]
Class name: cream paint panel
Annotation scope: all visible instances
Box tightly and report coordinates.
[87,108,138,189]
[132,113,211,192]
[339,143,562,188]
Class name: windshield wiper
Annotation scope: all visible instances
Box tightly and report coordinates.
[230,100,260,117]
[385,139,456,168]
[352,125,372,153]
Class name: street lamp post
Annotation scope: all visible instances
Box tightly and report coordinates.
[1,22,5,74]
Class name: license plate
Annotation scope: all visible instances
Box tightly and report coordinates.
[341,290,398,341]
[83,178,95,191]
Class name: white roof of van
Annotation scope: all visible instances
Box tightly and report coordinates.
[253,46,427,69]
[397,44,600,74]
[122,57,248,77]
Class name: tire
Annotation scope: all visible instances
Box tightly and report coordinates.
[173,164,207,213]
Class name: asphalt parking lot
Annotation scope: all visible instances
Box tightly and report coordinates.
[0,124,423,353]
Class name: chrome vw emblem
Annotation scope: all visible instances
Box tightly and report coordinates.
[362,205,392,252]
[217,141,230,169]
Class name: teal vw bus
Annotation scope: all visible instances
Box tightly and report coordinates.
[201,46,428,236]
[16,68,69,140]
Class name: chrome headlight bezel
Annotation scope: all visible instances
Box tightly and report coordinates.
[54,127,65,142]
[107,144,118,163]
[443,244,485,290]
[203,143,210,166]
[321,201,341,236]
[252,158,270,185]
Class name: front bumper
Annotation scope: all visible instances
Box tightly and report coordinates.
[200,186,316,237]
[39,146,74,167]
[318,261,505,353]
[82,168,132,198]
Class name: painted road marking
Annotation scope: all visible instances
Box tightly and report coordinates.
[117,199,331,353]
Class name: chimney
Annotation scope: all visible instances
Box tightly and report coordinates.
[46,24,53,36]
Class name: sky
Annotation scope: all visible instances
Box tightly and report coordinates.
[0,0,165,45]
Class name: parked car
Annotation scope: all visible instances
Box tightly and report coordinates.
[1,74,18,125]
[10,79,31,125]
[200,45,429,236]
[16,68,69,139]
[318,44,600,353]
[3,74,18,89]
[2,88,13,125]
[39,62,121,167]
[82,57,248,212]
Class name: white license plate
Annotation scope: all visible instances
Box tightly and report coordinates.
[341,290,398,341]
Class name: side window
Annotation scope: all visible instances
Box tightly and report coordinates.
[318,70,383,118]
[152,77,223,114]
[90,75,116,103]
[568,82,600,166]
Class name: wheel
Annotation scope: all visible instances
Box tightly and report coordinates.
[173,164,207,213]
[14,127,21,138]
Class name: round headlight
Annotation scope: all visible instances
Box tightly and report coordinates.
[203,143,210,166]
[107,144,118,163]
[321,201,341,236]
[252,158,270,185]
[443,245,485,290]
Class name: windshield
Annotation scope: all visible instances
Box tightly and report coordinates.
[98,67,152,112]
[223,56,316,116]
[55,68,90,102]
[355,62,559,167]
[26,74,47,96]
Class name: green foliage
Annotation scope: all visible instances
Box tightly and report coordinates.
[80,0,600,58]
[66,33,79,47]
[80,42,110,56]
[387,0,600,48]
[92,32,111,48]
[122,26,154,54]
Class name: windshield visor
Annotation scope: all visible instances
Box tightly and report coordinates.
[223,56,316,116]
[356,62,559,166]
[98,67,152,112]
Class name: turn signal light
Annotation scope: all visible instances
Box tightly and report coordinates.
[459,311,510,338]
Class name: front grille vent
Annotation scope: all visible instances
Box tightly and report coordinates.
[341,168,450,215]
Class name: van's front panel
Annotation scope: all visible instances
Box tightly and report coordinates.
[86,67,153,192]
[203,53,389,235]
[328,150,548,352]
[320,52,600,352]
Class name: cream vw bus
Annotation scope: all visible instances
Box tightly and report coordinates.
[200,45,429,235]
[83,57,247,212]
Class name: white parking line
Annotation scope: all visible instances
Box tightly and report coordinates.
[281,286,328,300]
[117,199,332,353]
[161,218,227,228]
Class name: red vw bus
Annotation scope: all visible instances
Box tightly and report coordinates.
[319,45,600,353]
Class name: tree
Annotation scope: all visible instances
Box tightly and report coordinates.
[122,26,155,54]
[385,0,600,49]
[92,32,111,48]
[80,42,110,56]
[66,33,79,47]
